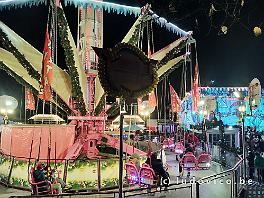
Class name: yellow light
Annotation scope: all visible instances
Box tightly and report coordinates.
[239,106,246,113]
[199,100,205,106]
[6,101,12,106]
[0,109,6,114]
[7,109,14,114]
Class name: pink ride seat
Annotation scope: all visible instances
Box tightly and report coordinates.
[125,161,139,184]
[174,143,184,154]
[180,152,197,170]
[139,163,158,186]
[197,153,212,169]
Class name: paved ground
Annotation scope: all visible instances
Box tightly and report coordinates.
[0,151,230,198]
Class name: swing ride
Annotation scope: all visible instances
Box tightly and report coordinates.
[0,0,206,194]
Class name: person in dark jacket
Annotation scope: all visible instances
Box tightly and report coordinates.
[33,163,49,193]
[255,152,264,182]
[151,153,169,186]
[247,151,255,179]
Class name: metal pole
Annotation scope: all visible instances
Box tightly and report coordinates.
[119,110,124,198]
[242,116,246,179]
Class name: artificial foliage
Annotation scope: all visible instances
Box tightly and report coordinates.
[127,14,150,46]
[0,61,72,116]
[97,42,158,100]
[157,39,188,69]
[94,94,106,116]
[0,61,37,95]
[57,7,87,116]
[0,29,41,80]
[159,59,186,81]
[106,102,120,118]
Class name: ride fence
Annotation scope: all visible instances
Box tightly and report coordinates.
[195,155,244,198]
[9,183,194,198]
[0,152,129,192]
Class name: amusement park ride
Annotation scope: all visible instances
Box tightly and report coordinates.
[0,0,209,194]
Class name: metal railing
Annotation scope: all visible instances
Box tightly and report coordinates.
[9,182,193,198]
[195,156,244,198]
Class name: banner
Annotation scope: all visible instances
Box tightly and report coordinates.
[148,91,157,108]
[25,87,35,110]
[137,98,143,114]
[169,85,181,113]
[192,64,200,112]
[39,26,52,101]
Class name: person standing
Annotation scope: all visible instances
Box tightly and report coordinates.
[247,151,255,179]
[255,152,264,182]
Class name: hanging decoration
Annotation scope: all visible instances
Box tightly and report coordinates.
[38,26,53,101]
[0,0,46,10]
[192,64,200,112]
[0,1,190,36]
[253,26,262,37]
[64,0,141,16]
[149,10,190,37]
[170,85,181,113]
[148,91,157,108]
[25,87,35,110]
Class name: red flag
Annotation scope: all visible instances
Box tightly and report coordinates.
[25,87,35,110]
[148,91,157,108]
[169,85,181,112]
[39,26,52,101]
[147,140,152,158]
[137,98,143,114]
[56,0,61,7]
[148,46,152,59]
[192,64,200,112]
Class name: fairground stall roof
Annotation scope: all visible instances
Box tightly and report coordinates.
[181,87,264,132]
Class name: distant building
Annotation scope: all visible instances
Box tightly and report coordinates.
[181,87,264,132]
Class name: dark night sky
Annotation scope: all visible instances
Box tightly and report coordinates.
[0,0,264,119]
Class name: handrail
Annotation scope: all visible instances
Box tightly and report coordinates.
[197,155,243,182]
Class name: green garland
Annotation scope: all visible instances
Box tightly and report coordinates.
[0,61,37,95]
[127,14,150,46]
[0,29,41,80]
[98,42,158,100]
[159,59,186,81]
[106,102,120,117]
[0,61,72,116]
[94,94,106,116]
[157,39,187,69]
[57,8,87,116]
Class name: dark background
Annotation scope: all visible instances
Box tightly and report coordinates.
[0,0,264,119]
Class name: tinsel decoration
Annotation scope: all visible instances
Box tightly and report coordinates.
[97,42,158,100]
[57,7,87,116]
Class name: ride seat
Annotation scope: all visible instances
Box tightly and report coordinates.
[139,163,158,186]
[124,161,139,184]
[197,153,212,169]
[180,152,197,170]
[174,143,184,154]
[28,167,53,195]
